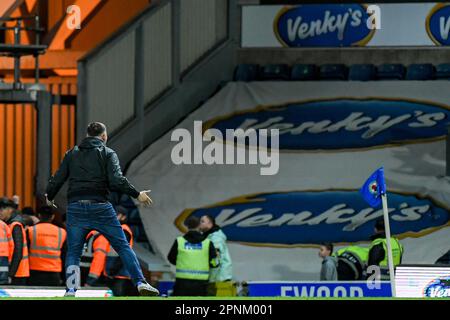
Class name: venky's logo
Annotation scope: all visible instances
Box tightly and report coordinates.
[175,191,450,247]
[427,4,450,46]
[203,98,450,151]
[274,4,375,47]
[423,276,450,297]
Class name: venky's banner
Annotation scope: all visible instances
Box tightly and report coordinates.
[127,81,450,281]
[242,3,450,47]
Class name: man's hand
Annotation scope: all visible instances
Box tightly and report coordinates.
[45,194,58,208]
[137,190,153,207]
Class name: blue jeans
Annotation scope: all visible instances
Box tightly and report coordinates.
[65,201,145,288]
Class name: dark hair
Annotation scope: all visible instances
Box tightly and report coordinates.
[375,218,385,231]
[184,216,200,230]
[0,197,17,210]
[321,242,334,254]
[22,207,35,216]
[87,122,107,137]
[38,206,54,221]
[203,214,216,226]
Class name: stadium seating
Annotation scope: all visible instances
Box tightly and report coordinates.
[319,64,348,80]
[376,64,405,80]
[233,63,450,82]
[291,64,318,80]
[406,64,435,80]
[348,64,376,81]
[234,64,259,82]
[259,64,291,81]
[435,63,450,80]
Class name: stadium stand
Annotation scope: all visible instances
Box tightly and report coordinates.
[348,64,377,81]
[290,64,318,81]
[319,64,348,80]
[376,63,406,80]
[405,64,435,80]
[232,63,450,81]
[234,64,259,82]
[435,63,450,80]
[259,64,291,81]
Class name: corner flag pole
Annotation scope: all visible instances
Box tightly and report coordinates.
[381,193,396,297]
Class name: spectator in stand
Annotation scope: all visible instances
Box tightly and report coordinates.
[0,197,29,285]
[318,242,337,281]
[27,206,67,286]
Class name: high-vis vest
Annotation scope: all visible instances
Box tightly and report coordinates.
[370,237,403,280]
[335,246,369,280]
[80,231,101,269]
[175,237,211,281]
[9,221,29,277]
[86,234,110,281]
[28,223,66,272]
[104,224,133,280]
[335,246,369,266]
[0,221,14,283]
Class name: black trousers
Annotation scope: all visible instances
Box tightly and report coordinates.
[173,278,208,296]
[11,277,28,286]
[29,270,61,286]
[337,262,364,281]
[109,278,139,297]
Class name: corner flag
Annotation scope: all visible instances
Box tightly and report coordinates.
[360,166,397,297]
[359,167,386,208]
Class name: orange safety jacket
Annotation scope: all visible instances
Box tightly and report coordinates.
[104,224,134,280]
[9,221,29,278]
[0,220,14,280]
[87,232,110,281]
[28,223,67,272]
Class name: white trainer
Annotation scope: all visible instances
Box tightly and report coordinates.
[64,288,76,297]
[137,282,160,296]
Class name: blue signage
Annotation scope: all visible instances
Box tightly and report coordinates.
[204,98,450,150]
[273,5,375,47]
[427,4,450,46]
[248,282,392,297]
[176,191,450,246]
[423,276,450,297]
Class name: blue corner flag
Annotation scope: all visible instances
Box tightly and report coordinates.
[360,167,386,208]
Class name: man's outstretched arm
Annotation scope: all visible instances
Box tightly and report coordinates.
[46,151,71,200]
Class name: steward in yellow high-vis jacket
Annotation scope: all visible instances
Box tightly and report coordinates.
[368,218,403,280]
[167,216,219,296]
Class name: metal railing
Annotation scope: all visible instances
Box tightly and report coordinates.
[0,15,46,88]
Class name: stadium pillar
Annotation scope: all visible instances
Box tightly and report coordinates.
[35,90,52,207]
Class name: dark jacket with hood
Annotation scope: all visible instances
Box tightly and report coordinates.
[46,137,140,203]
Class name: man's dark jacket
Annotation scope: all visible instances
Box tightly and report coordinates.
[46,137,140,203]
